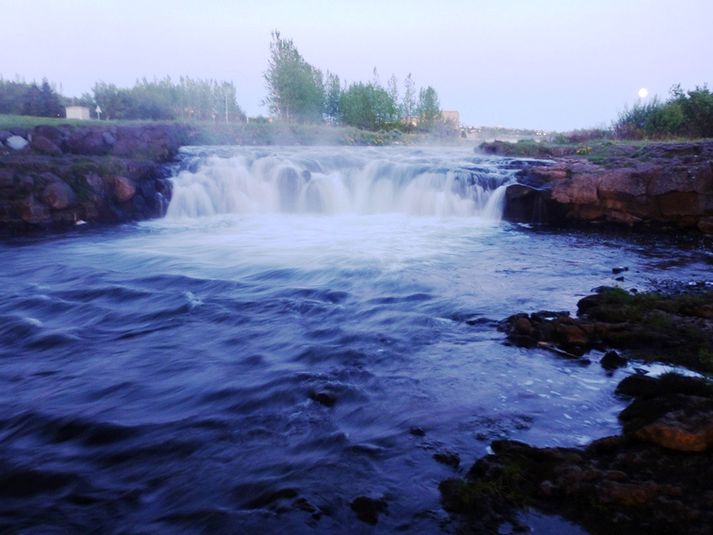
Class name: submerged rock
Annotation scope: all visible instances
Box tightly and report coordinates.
[350,496,387,525]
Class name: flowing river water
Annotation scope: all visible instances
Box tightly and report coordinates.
[1,146,711,533]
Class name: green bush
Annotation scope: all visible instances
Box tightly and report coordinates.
[614,84,713,139]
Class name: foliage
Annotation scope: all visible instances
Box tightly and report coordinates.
[339,82,398,131]
[614,84,713,139]
[323,71,342,124]
[401,73,417,128]
[0,78,63,117]
[264,31,324,123]
[417,86,441,130]
[91,77,244,122]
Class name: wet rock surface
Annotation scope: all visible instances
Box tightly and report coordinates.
[495,139,713,234]
[499,287,713,373]
[444,286,713,533]
[440,373,713,535]
[0,123,190,232]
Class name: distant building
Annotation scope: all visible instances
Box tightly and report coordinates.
[441,110,460,128]
[65,106,91,120]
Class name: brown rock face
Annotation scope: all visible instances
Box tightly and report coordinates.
[113,176,137,202]
[635,409,713,452]
[505,140,713,233]
[30,135,63,156]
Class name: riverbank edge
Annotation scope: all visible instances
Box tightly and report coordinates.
[0,123,195,232]
[441,286,713,534]
[484,139,713,235]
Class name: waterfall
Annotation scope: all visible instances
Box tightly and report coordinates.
[166,146,515,219]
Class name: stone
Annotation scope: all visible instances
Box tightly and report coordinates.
[41,181,77,210]
[601,350,627,370]
[6,135,28,151]
[102,131,116,146]
[84,173,107,196]
[696,217,713,234]
[308,390,336,407]
[552,174,599,205]
[20,196,51,224]
[0,168,14,188]
[113,176,136,202]
[350,496,387,525]
[635,410,713,452]
[66,129,110,155]
[30,135,63,156]
[32,125,66,148]
[433,451,461,468]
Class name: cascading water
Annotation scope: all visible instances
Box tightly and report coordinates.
[166,146,516,219]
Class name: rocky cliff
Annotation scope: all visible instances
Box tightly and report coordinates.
[0,123,190,232]
[497,140,713,234]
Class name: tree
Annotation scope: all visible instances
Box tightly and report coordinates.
[340,82,397,131]
[323,71,342,123]
[387,74,400,123]
[417,86,441,130]
[263,30,324,123]
[401,73,416,129]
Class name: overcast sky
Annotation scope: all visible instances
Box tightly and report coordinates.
[2,0,711,130]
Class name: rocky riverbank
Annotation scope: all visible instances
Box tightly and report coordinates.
[442,286,713,534]
[0,123,190,232]
[483,140,713,234]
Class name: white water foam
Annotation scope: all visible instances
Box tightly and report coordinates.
[166,146,514,220]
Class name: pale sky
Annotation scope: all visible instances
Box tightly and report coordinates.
[2,0,711,130]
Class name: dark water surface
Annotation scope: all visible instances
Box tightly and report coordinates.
[1,147,711,533]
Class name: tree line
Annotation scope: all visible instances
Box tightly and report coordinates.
[264,31,446,132]
[0,79,64,118]
[0,76,246,123]
[1,32,446,132]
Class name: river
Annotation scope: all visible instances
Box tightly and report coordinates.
[1,146,711,533]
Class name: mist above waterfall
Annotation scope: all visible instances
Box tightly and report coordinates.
[167,146,516,220]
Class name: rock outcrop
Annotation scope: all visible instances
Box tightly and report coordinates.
[499,140,713,234]
[440,373,713,535]
[499,287,713,373]
[0,123,190,232]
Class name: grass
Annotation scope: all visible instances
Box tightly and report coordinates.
[0,114,182,129]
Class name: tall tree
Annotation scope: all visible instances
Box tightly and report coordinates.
[323,71,342,124]
[387,74,400,123]
[340,82,397,131]
[264,30,324,123]
[417,86,441,130]
[401,73,416,129]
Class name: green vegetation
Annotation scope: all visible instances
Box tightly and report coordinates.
[263,31,450,133]
[87,77,245,122]
[614,84,713,139]
[582,288,713,371]
[263,31,324,123]
[0,78,63,118]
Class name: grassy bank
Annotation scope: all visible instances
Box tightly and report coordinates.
[1,114,467,147]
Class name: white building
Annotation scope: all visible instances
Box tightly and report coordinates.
[65,106,91,120]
